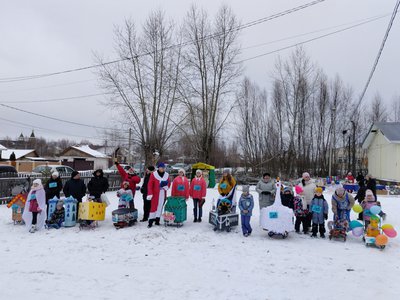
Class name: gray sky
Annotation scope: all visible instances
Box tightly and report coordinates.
[0,0,399,145]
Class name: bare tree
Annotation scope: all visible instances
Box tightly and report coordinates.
[368,93,388,123]
[179,5,242,163]
[389,95,400,122]
[97,11,182,165]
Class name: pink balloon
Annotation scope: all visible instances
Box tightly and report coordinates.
[352,227,364,237]
[383,228,397,238]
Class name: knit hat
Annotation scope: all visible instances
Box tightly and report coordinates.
[335,186,345,196]
[315,187,323,194]
[71,171,79,179]
[302,172,310,179]
[178,168,186,176]
[283,186,292,194]
[365,189,374,197]
[157,162,166,168]
[196,169,202,175]
[33,179,42,185]
[147,166,155,172]
[223,168,231,174]
[52,171,59,178]
[295,185,303,195]
[242,185,250,193]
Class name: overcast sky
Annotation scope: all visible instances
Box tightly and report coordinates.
[0,0,399,145]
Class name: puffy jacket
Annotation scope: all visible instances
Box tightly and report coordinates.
[189,177,207,199]
[63,179,86,201]
[117,163,140,192]
[87,169,109,199]
[45,177,63,200]
[171,176,190,199]
[256,179,276,208]
[239,193,254,216]
[331,192,354,219]
[311,195,328,224]
[302,179,316,206]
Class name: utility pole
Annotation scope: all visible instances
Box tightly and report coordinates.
[128,128,132,165]
[328,106,336,177]
[351,120,356,174]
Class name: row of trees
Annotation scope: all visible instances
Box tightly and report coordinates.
[96,6,397,177]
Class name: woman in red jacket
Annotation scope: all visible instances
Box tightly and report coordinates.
[171,169,190,200]
[189,169,207,222]
[115,161,141,194]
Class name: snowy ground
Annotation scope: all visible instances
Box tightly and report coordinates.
[0,186,399,300]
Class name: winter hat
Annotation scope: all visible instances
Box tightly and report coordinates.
[335,186,345,196]
[223,168,231,174]
[315,187,323,194]
[242,185,250,193]
[196,169,202,175]
[122,181,130,186]
[71,171,79,179]
[157,162,166,168]
[178,168,186,176]
[365,189,374,197]
[283,186,292,194]
[33,179,42,185]
[302,172,310,179]
[52,171,59,178]
[295,185,303,195]
[147,166,155,172]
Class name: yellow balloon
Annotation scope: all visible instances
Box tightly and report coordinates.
[382,224,394,230]
[375,234,388,246]
[353,204,363,213]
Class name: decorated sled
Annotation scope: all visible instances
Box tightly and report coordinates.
[260,181,293,238]
[163,196,187,227]
[112,207,138,229]
[209,191,239,232]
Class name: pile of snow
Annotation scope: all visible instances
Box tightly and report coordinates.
[0,186,399,299]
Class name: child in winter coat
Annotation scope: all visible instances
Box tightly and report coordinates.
[117,181,134,209]
[281,186,294,209]
[361,189,386,228]
[239,185,254,237]
[293,185,309,234]
[22,179,47,233]
[310,187,329,238]
[46,200,65,229]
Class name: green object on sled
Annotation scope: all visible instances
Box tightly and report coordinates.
[164,197,187,223]
[191,162,216,188]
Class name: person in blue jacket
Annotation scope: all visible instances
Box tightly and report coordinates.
[239,185,254,237]
[310,187,329,238]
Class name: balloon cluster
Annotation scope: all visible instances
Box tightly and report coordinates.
[350,204,397,248]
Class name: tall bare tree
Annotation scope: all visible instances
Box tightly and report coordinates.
[179,5,242,163]
[368,93,388,123]
[97,11,182,165]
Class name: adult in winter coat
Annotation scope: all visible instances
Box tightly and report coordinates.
[115,161,141,195]
[310,187,329,238]
[87,169,109,199]
[301,172,316,229]
[189,169,207,223]
[63,171,86,214]
[147,162,170,228]
[331,186,355,222]
[44,171,63,216]
[365,174,377,200]
[218,169,236,200]
[140,165,155,222]
[171,169,190,200]
[256,173,276,209]
[22,179,47,233]
[354,178,367,220]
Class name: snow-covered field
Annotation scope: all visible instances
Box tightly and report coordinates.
[1,186,399,300]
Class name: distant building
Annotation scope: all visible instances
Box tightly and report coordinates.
[59,145,110,171]
[362,122,400,182]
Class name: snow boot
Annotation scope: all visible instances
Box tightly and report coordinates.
[198,218,202,223]
[148,219,154,228]
[194,218,198,223]
[29,225,36,233]
[155,218,160,226]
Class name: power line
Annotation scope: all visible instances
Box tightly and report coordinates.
[0,92,108,104]
[353,0,400,112]
[0,102,128,132]
[235,14,389,64]
[0,79,95,94]
[0,0,326,83]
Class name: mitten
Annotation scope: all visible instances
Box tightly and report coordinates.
[146,195,153,201]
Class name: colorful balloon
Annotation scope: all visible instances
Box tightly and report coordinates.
[375,234,388,246]
[352,204,363,213]
[383,228,397,238]
[350,220,363,229]
[352,227,364,237]
[382,224,394,230]
[370,205,381,215]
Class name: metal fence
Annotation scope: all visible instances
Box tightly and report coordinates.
[0,173,122,205]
